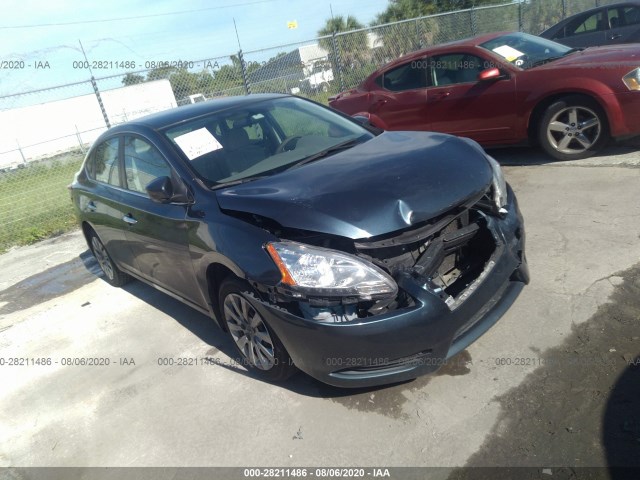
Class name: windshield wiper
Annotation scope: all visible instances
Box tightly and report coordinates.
[530,48,584,68]
[210,175,267,190]
[287,138,361,170]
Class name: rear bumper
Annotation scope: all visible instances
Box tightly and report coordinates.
[246,191,528,388]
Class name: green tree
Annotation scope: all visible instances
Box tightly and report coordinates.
[374,0,437,24]
[521,1,565,34]
[371,1,438,59]
[121,73,144,86]
[317,15,371,90]
[144,66,216,99]
[318,15,368,69]
[371,0,514,59]
[146,66,178,82]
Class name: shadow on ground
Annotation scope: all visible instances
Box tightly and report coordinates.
[446,264,640,478]
[487,136,640,167]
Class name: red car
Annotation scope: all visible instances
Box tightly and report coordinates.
[329,32,640,160]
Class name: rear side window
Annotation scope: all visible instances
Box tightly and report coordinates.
[379,62,427,92]
[91,138,121,187]
[566,11,606,36]
[123,136,172,195]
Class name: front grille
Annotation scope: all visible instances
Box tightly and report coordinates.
[355,199,496,307]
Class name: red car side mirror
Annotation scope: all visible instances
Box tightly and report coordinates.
[478,68,504,81]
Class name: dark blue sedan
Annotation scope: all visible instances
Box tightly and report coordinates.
[70,94,528,387]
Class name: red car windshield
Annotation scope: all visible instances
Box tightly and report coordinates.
[480,32,573,70]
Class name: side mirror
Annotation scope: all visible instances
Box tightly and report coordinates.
[478,68,506,82]
[146,176,193,205]
[146,176,174,203]
[351,115,384,135]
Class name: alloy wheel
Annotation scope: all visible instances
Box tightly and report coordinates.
[546,106,601,155]
[91,236,115,280]
[223,293,276,370]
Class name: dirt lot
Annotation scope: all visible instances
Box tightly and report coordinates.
[0,140,639,478]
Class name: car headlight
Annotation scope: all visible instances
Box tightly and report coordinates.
[486,155,508,214]
[622,68,640,91]
[266,241,398,299]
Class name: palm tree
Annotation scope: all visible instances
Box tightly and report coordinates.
[318,15,369,74]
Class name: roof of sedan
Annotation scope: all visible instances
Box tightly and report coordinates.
[370,31,509,71]
[118,93,289,130]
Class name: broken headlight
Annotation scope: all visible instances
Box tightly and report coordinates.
[266,241,397,300]
[486,154,507,214]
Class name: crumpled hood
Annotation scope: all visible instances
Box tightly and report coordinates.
[216,131,493,239]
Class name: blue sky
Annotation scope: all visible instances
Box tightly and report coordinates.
[0,0,390,96]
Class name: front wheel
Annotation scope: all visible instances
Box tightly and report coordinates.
[538,95,609,161]
[218,277,297,382]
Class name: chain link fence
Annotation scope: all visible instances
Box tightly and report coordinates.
[0,0,624,252]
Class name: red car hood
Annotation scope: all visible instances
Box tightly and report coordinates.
[538,44,640,69]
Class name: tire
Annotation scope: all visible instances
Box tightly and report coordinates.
[218,277,297,382]
[88,230,132,287]
[538,95,609,161]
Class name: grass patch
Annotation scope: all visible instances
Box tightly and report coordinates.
[0,151,84,254]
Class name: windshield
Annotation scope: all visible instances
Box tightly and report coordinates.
[164,96,372,187]
[480,32,572,70]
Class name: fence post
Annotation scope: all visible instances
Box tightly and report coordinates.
[518,1,524,32]
[470,6,478,36]
[562,0,567,18]
[331,32,346,92]
[90,77,111,129]
[75,125,85,154]
[16,139,26,164]
[416,19,424,50]
[238,50,252,95]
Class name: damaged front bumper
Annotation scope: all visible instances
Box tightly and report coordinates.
[245,189,528,388]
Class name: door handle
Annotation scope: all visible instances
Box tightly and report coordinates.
[122,214,138,225]
[432,91,451,99]
[87,201,97,212]
[372,99,388,108]
[610,33,622,40]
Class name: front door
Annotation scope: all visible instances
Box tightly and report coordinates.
[119,135,201,305]
[425,52,517,144]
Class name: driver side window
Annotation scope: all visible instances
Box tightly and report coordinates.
[430,54,487,87]
[123,136,172,195]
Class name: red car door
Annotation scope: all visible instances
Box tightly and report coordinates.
[367,57,431,131]
[425,52,517,144]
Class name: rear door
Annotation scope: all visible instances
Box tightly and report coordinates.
[366,58,430,131]
[81,136,138,271]
[119,134,201,305]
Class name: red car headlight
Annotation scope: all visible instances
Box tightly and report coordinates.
[622,68,640,91]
